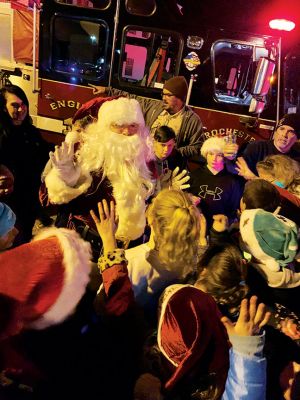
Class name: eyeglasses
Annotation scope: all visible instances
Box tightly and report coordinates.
[161,92,174,98]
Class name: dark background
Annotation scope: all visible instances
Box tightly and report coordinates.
[168,0,300,55]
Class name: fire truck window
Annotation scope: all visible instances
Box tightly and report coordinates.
[125,0,156,16]
[212,41,267,107]
[55,0,111,11]
[120,28,183,88]
[283,51,300,114]
[51,16,108,83]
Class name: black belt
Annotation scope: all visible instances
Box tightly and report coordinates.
[73,222,103,261]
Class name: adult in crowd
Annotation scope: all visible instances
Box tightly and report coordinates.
[0,85,53,243]
[90,76,204,157]
[235,113,300,179]
[188,136,244,228]
[41,97,154,258]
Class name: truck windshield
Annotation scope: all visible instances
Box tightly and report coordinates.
[51,15,108,83]
[119,27,183,88]
[212,40,269,106]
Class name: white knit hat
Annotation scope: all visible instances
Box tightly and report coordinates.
[200,137,226,158]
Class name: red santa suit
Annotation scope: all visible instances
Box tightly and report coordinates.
[40,97,154,255]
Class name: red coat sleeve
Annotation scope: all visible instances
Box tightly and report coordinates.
[102,263,135,316]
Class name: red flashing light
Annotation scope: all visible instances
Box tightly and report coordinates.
[269,19,296,31]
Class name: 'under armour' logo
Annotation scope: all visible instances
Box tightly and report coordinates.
[198,185,223,200]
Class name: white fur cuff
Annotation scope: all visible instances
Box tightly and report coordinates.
[45,168,92,204]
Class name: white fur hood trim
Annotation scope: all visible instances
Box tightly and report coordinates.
[45,168,92,204]
[29,227,92,329]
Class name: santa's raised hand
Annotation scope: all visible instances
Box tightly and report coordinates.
[49,141,81,186]
[170,167,190,190]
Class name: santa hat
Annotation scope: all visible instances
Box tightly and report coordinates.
[0,227,92,340]
[96,97,145,130]
[200,136,226,158]
[0,202,16,236]
[157,284,229,391]
[276,113,300,138]
[72,95,120,124]
[163,76,188,101]
[240,209,298,272]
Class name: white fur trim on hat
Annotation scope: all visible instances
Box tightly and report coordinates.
[200,136,226,158]
[65,130,81,145]
[157,284,193,366]
[97,97,145,130]
[29,227,92,329]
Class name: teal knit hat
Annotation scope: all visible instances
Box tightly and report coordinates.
[240,209,298,271]
[0,202,16,237]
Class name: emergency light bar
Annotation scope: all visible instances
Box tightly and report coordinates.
[269,19,295,31]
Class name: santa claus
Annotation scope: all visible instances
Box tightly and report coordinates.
[41,97,154,255]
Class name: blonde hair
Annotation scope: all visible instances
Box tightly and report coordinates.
[257,154,300,187]
[148,189,200,277]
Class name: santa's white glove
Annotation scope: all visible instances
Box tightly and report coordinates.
[49,142,81,186]
[170,167,190,190]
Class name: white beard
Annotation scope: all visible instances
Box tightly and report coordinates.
[77,124,154,240]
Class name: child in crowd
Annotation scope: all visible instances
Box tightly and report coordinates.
[194,218,300,400]
[152,125,190,194]
[239,208,300,314]
[195,243,248,319]
[0,202,18,251]
[93,189,205,317]
[153,125,186,176]
[241,177,300,226]
[91,199,270,400]
[0,227,92,397]
[189,136,243,228]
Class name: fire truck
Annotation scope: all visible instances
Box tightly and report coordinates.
[1,0,300,145]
